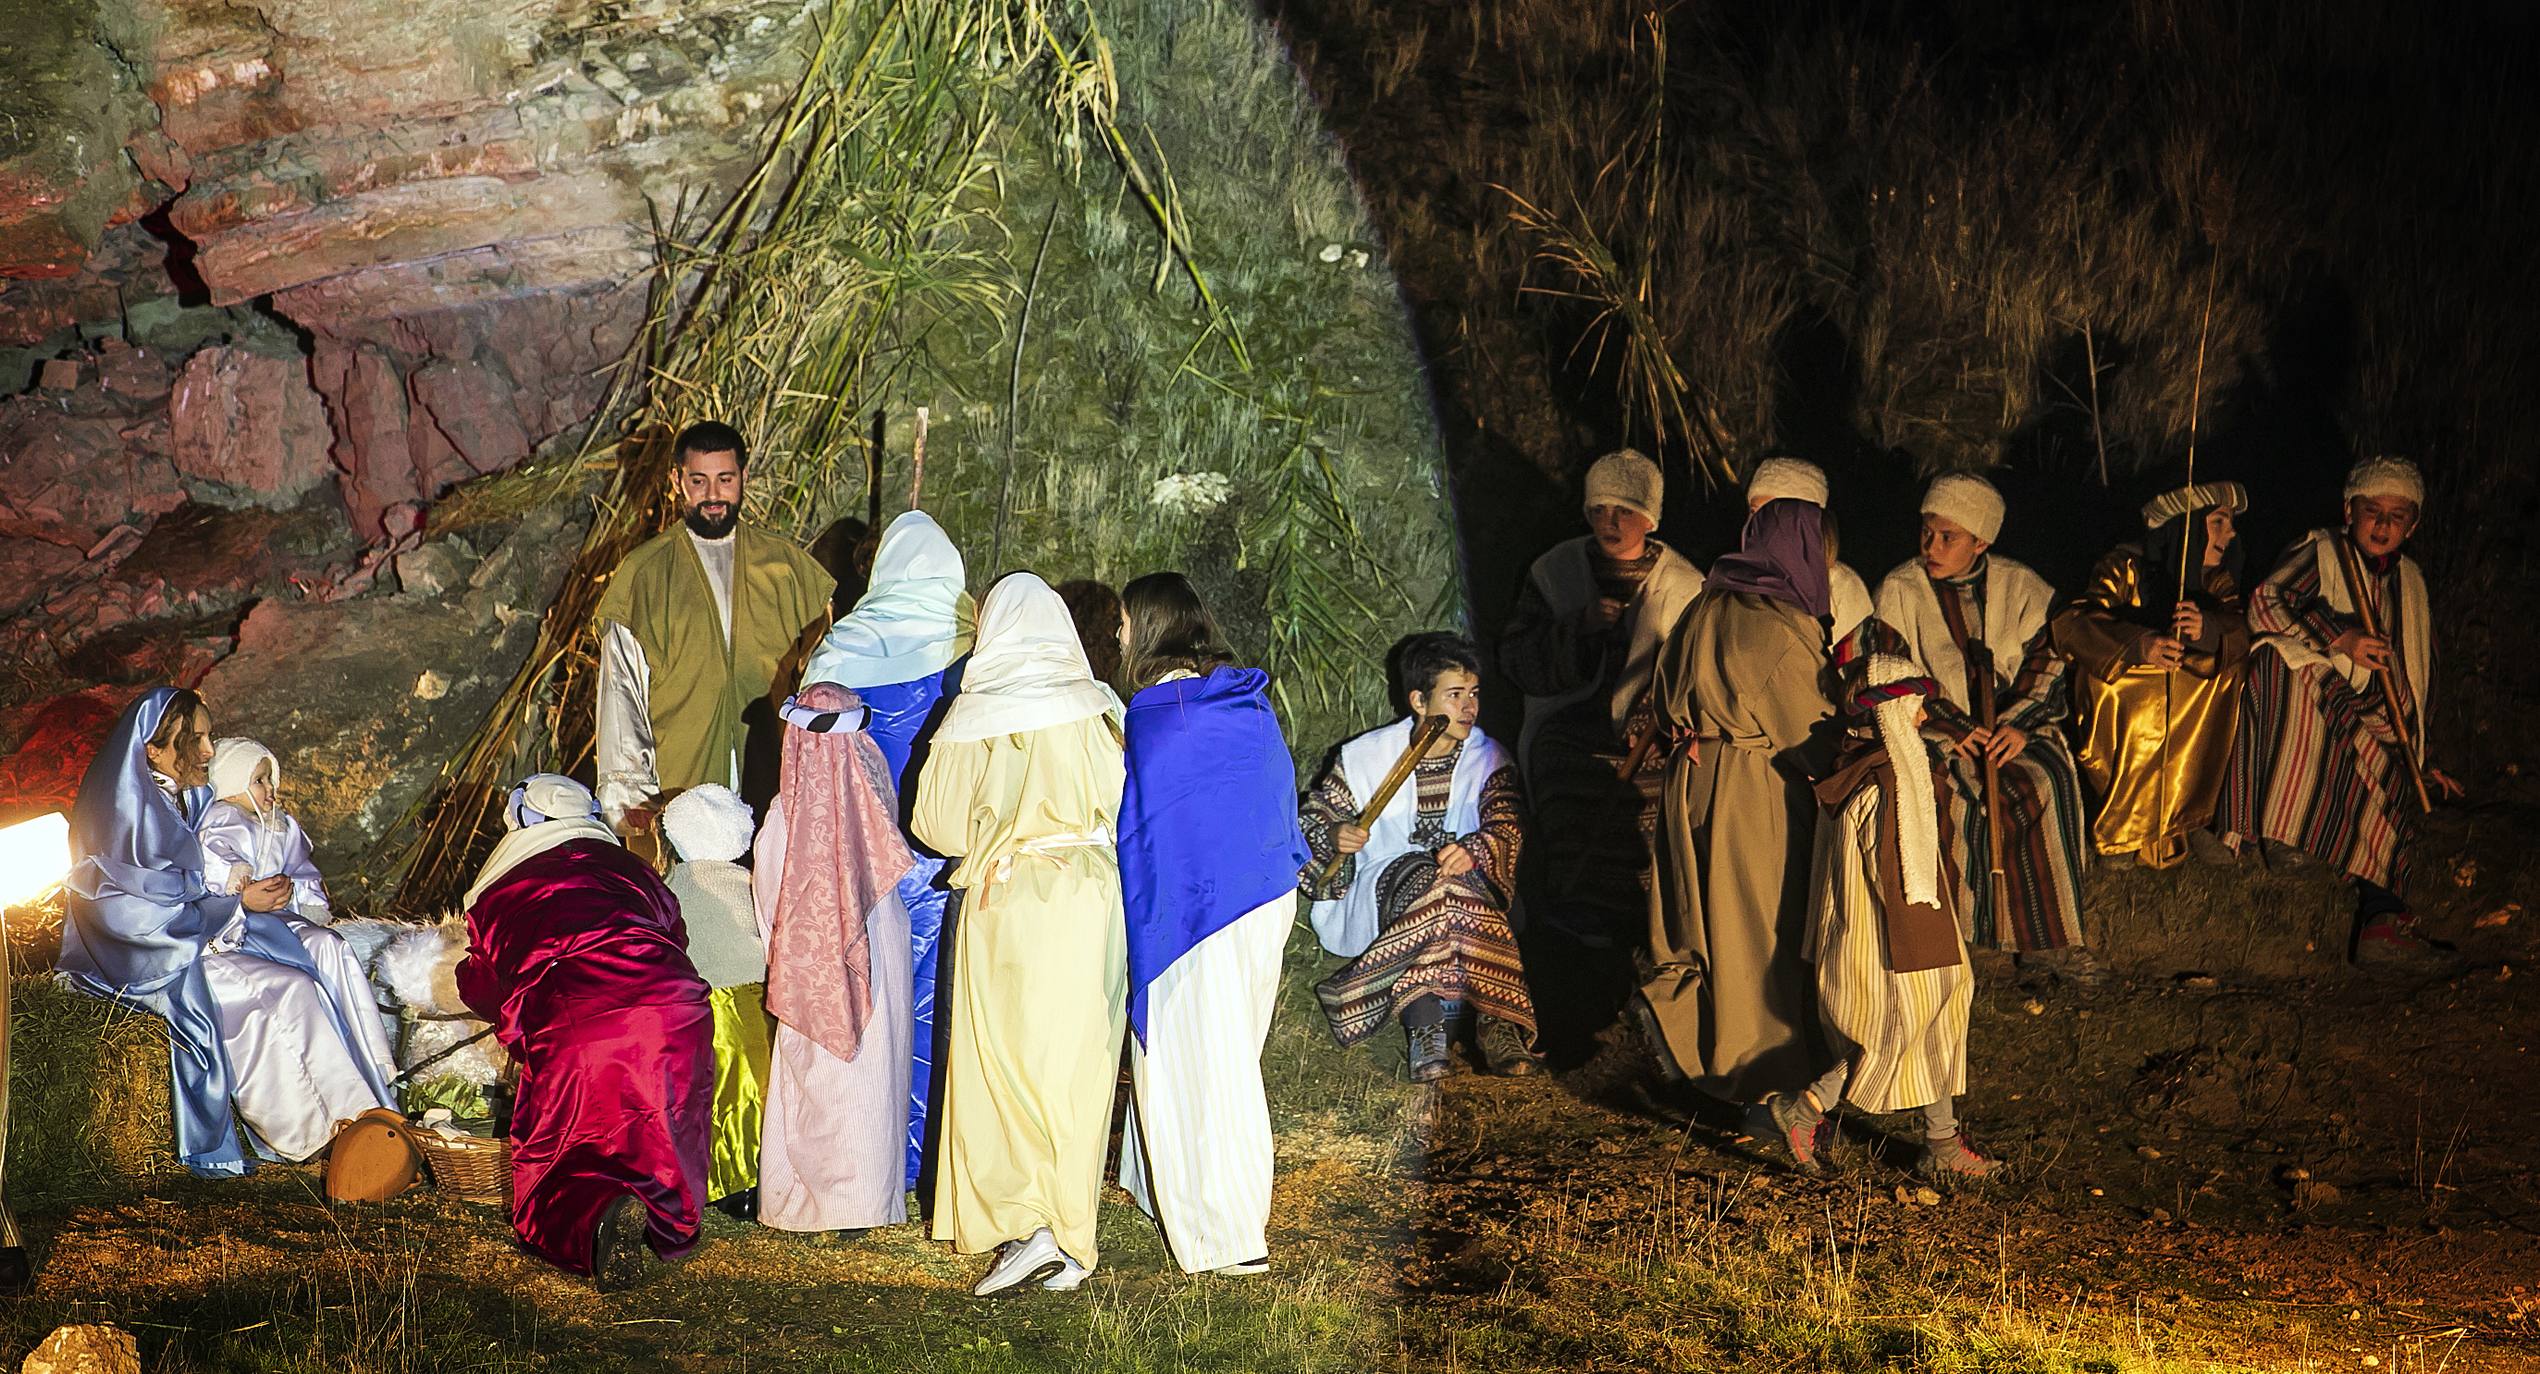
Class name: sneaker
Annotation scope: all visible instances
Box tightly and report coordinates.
[1040,1252,1093,1291]
[973,1228,1066,1296]
[1212,1256,1271,1277]
[1407,1019,1454,1083]
[2354,920,2464,975]
[1920,1132,1999,1179]
[1475,1017,1543,1077]
[591,1195,649,1293]
[1765,1091,1824,1170]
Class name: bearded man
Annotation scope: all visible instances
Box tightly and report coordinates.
[596,422,836,834]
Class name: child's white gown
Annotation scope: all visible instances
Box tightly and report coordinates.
[196,800,400,1160]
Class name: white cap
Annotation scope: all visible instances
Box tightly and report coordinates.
[662,783,756,864]
[1921,472,2005,545]
[1583,449,1662,525]
[1746,457,1829,508]
[2342,456,2424,508]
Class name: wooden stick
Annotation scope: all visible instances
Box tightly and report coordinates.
[909,406,930,510]
[1610,680,1664,780]
[2333,539,2435,814]
[1974,643,2010,902]
[1316,716,1452,888]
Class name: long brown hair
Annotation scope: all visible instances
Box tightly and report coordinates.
[1122,572,1235,689]
[146,689,209,779]
[1054,578,1127,692]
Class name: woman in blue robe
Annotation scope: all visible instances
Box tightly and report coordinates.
[800,511,975,1191]
[1112,573,1309,1276]
[59,687,393,1177]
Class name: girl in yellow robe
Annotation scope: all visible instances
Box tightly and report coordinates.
[2049,481,2250,867]
[913,573,1127,1296]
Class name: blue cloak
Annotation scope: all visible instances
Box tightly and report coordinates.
[1118,667,1309,1044]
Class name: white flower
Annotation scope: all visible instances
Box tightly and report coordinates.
[1148,471,1234,515]
[1317,242,1346,263]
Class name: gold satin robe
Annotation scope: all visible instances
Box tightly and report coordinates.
[2049,547,2249,865]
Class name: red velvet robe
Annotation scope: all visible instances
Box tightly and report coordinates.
[457,839,712,1274]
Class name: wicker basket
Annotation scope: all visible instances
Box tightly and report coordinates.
[410,1128,511,1206]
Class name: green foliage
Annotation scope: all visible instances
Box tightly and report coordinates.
[617,0,1457,751]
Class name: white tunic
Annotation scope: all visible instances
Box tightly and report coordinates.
[1118,890,1294,1273]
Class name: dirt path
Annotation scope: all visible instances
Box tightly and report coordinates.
[1395,785,2540,1370]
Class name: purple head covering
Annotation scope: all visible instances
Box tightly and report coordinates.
[1705,498,1831,618]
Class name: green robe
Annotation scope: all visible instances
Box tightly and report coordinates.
[595,524,835,797]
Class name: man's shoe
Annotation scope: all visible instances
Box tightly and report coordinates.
[1765,1091,1824,1170]
[712,1187,759,1222]
[2019,946,2110,989]
[1407,1020,1454,1083]
[1920,1132,1999,1180]
[1040,1252,1093,1291]
[1475,1017,1543,1077]
[591,1195,649,1293]
[1212,1256,1271,1277]
[973,1228,1066,1296]
[2354,920,2464,975]
[2260,839,2316,871]
[2185,828,2236,866]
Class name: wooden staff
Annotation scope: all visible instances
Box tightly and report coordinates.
[1973,642,2010,898]
[1610,679,1664,780]
[908,405,930,510]
[1316,716,1452,888]
[2332,539,2435,814]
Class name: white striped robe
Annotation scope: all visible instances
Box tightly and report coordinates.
[1804,784,1973,1115]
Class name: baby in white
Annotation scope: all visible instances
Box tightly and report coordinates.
[198,737,333,925]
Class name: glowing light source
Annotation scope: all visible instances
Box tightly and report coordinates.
[0,813,73,909]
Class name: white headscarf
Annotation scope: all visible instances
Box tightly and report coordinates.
[464,773,619,908]
[933,573,1118,743]
[1865,655,1941,909]
[1583,448,1662,525]
[801,510,978,688]
[208,738,280,828]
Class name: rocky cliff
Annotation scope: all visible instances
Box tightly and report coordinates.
[0,0,815,677]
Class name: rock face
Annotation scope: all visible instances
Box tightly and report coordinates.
[0,0,812,702]
[130,0,820,535]
[193,497,589,900]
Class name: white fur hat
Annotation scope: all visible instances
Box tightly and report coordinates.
[1921,472,2005,545]
[1746,457,1829,509]
[662,783,756,864]
[2343,456,2424,508]
[1583,448,1662,525]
